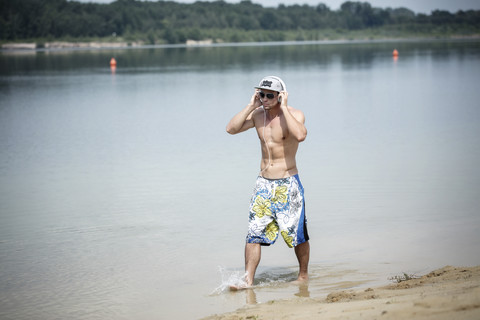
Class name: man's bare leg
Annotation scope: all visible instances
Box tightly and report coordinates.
[294,241,310,282]
[230,243,260,291]
[245,243,261,286]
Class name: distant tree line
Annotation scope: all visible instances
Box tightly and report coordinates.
[1,0,479,44]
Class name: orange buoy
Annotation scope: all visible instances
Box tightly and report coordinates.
[110,58,117,74]
[392,49,399,57]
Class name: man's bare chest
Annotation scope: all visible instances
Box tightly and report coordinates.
[257,116,288,144]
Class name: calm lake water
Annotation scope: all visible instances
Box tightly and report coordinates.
[1,39,480,319]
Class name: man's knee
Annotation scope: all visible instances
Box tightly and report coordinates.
[294,241,310,254]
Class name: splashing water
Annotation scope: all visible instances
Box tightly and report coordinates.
[211,267,248,294]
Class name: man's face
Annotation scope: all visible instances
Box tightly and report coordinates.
[259,89,279,109]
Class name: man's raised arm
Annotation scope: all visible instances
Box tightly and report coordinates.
[226,91,261,135]
[278,91,307,142]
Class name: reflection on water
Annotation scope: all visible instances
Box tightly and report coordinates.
[1,39,480,319]
[1,40,479,76]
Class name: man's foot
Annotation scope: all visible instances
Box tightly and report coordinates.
[229,275,253,291]
[229,284,252,291]
[291,275,309,285]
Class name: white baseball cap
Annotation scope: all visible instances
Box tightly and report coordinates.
[254,76,287,92]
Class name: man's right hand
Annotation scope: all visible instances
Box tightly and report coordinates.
[249,89,263,110]
[226,90,262,135]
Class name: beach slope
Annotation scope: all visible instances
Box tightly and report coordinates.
[203,265,480,320]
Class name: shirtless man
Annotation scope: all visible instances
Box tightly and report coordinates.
[226,76,310,288]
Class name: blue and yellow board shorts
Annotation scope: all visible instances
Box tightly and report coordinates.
[246,174,309,248]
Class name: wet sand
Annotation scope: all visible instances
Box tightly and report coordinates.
[202,265,480,320]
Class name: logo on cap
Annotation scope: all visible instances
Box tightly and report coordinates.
[261,80,272,87]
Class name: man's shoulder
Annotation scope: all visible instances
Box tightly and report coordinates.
[251,107,264,120]
[287,106,305,121]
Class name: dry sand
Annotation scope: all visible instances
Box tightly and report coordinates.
[202,265,480,320]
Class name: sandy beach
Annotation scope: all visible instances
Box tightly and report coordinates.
[202,266,480,320]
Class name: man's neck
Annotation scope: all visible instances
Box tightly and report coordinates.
[266,105,281,119]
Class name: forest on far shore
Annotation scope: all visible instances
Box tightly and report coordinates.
[1,0,480,44]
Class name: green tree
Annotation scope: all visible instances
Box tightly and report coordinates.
[1,0,479,43]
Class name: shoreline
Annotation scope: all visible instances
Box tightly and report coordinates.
[202,265,480,320]
[2,35,480,53]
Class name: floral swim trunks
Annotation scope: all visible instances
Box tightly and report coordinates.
[246,174,309,248]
